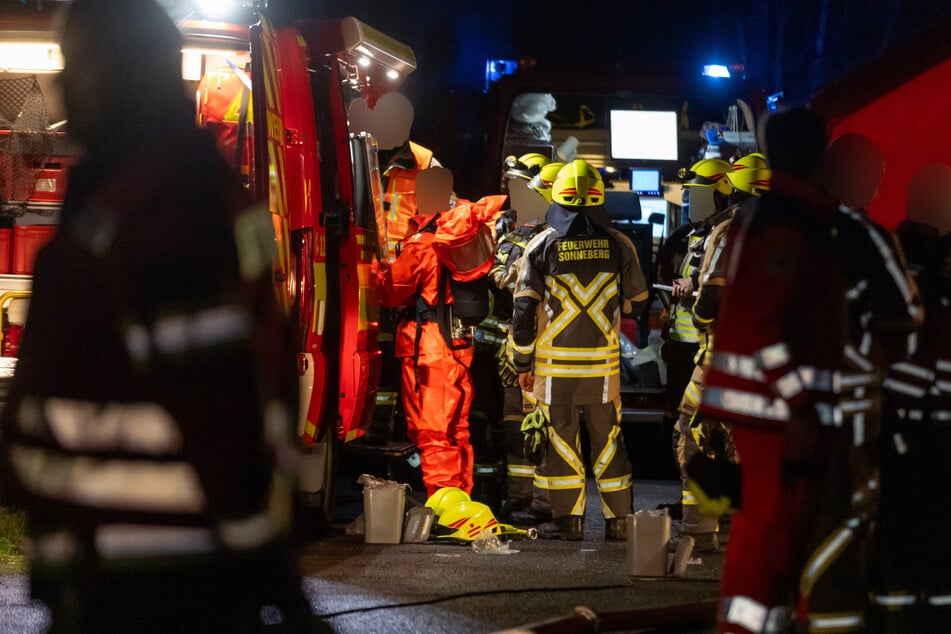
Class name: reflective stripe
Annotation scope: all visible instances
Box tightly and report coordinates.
[756,342,790,370]
[883,378,927,398]
[703,387,790,421]
[723,596,768,632]
[10,445,205,513]
[711,351,766,382]
[843,345,873,372]
[872,594,916,607]
[933,410,951,422]
[507,464,536,478]
[892,361,935,382]
[937,359,951,373]
[776,370,805,400]
[534,362,619,377]
[591,425,620,478]
[596,474,632,493]
[801,524,855,598]
[936,380,951,393]
[153,305,252,355]
[808,613,863,631]
[43,399,182,454]
[534,475,586,490]
[535,345,618,360]
[682,489,697,505]
[96,525,216,556]
[218,512,278,550]
[928,594,951,606]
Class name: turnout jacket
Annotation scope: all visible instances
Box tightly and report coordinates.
[0,125,298,563]
[511,203,649,405]
[700,172,848,428]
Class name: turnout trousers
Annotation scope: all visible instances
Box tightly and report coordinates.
[541,398,632,520]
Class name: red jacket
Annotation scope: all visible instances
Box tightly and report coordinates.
[701,172,847,428]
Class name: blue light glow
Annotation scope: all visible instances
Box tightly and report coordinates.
[702,64,731,78]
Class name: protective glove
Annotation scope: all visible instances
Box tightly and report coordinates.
[520,406,549,466]
[495,343,519,388]
[685,452,741,518]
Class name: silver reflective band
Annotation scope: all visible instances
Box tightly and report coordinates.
[711,352,766,382]
[933,410,951,422]
[218,513,277,550]
[809,614,863,631]
[872,594,916,607]
[937,359,951,373]
[775,371,805,400]
[928,594,951,606]
[722,596,790,634]
[153,305,253,355]
[883,378,927,398]
[10,445,206,513]
[756,342,790,370]
[891,361,935,382]
[704,387,791,421]
[44,399,182,455]
[96,524,216,556]
[843,345,873,372]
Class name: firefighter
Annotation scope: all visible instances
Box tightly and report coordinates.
[490,155,559,525]
[871,163,951,632]
[674,153,771,552]
[0,1,315,631]
[376,167,505,497]
[699,108,848,634]
[512,159,649,540]
[793,134,922,632]
[359,91,444,261]
[658,158,733,520]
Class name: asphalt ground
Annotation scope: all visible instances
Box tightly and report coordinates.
[0,479,726,633]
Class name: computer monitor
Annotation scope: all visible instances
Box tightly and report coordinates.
[630,168,661,196]
[609,110,679,161]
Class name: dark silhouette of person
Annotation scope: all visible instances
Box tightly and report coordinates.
[0,1,324,631]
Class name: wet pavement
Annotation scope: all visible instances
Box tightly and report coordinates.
[0,479,726,633]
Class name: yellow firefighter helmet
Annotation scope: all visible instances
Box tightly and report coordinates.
[727,152,771,196]
[424,487,471,517]
[551,159,604,207]
[529,161,564,203]
[679,158,733,195]
[503,152,551,182]
[430,500,500,541]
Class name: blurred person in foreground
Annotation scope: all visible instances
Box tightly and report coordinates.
[871,163,951,632]
[0,1,320,631]
[699,108,847,633]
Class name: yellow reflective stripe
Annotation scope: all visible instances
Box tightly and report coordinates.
[681,381,702,410]
[592,425,620,478]
[534,474,586,490]
[535,345,618,360]
[682,489,697,505]
[800,524,855,598]
[507,464,535,478]
[534,362,619,377]
[513,341,536,355]
[597,473,631,493]
[10,446,205,513]
[548,426,585,475]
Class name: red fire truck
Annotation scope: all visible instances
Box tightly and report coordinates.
[0,7,415,531]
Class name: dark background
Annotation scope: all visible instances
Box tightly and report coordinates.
[275,0,951,181]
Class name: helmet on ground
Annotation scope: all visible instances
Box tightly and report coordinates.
[431,500,500,541]
[529,161,564,203]
[679,158,733,195]
[551,159,604,207]
[424,487,471,517]
[503,152,551,182]
[727,152,771,196]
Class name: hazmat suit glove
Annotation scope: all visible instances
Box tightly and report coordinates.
[495,343,519,388]
[520,407,549,466]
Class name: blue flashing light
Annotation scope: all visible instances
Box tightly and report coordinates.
[767,91,784,111]
[485,59,519,92]
[702,64,731,79]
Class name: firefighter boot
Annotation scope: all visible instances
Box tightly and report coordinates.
[605,517,627,540]
[675,504,719,553]
[537,515,584,541]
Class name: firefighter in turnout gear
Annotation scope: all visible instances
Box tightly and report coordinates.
[675,153,770,552]
[377,167,505,497]
[512,159,649,540]
[791,134,923,632]
[0,1,314,630]
[490,155,559,525]
[871,163,951,632]
[660,158,734,467]
[699,109,852,634]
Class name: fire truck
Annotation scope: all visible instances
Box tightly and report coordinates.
[0,6,416,531]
